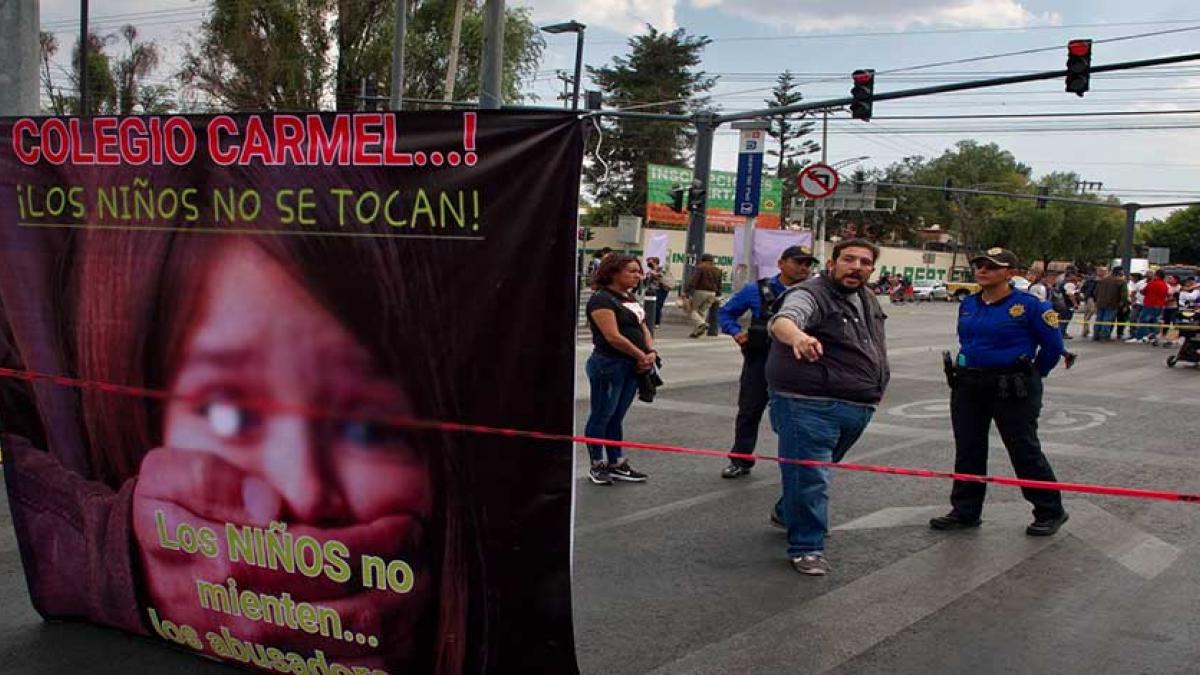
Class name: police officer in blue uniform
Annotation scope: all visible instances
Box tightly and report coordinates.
[716,245,817,478]
[930,248,1071,536]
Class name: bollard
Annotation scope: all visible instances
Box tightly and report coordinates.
[644,296,657,335]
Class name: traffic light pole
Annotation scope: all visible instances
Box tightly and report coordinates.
[716,51,1200,124]
[682,112,718,286]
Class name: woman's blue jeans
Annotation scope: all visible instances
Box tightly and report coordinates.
[769,394,874,557]
[585,353,640,464]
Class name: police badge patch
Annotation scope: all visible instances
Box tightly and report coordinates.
[1009,304,1026,318]
[1042,309,1060,327]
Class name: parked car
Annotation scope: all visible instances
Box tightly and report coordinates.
[912,279,950,302]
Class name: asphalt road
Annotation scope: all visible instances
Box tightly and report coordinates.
[3,300,1199,674]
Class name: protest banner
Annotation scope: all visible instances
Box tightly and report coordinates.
[0,111,583,674]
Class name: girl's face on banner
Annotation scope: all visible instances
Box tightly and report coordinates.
[165,241,433,526]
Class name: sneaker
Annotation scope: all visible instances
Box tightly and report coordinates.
[1123,337,1140,343]
[929,512,982,530]
[588,462,613,486]
[790,552,830,576]
[609,460,648,482]
[721,462,752,479]
[1026,511,1069,537]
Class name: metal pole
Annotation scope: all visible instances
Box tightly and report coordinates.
[480,0,505,109]
[683,112,717,284]
[443,0,465,103]
[571,27,585,110]
[0,0,40,116]
[79,0,89,115]
[1121,204,1137,276]
[818,111,829,261]
[740,217,757,286]
[389,0,407,111]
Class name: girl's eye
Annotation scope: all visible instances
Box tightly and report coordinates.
[202,400,255,439]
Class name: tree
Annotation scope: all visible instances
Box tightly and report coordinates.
[188,1,544,112]
[763,71,818,224]
[181,0,333,111]
[402,1,543,106]
[1141,205,1200,263]
[112,25,170,114]
[585,26,715,221]
[39,32,70,115]
[40,26,174,115]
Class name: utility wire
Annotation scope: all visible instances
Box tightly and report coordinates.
[614,25,1200,113]
[586,18,1200,45]
[864,109,1200,120]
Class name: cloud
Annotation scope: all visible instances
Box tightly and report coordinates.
[517,0,677,35]
[693,0,1061,32]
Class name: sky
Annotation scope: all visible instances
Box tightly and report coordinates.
[37,0,1200,219]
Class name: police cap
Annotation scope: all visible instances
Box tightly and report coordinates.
[970,247,1020,268]
[780,245,818,264]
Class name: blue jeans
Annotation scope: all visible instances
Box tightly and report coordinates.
[769,394,874,557]
[1135,306,1163,339]
[654,288,670,326]
[1094,307,1117,339]
[585,353,640,464]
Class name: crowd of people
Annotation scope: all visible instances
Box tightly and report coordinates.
[581,242,1075,578]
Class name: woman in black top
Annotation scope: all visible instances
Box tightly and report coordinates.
[584,254,655,485]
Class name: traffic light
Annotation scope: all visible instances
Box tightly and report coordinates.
[942,177,953,201]
[1065,39,1092,97]
[1036,186,1050,209]
[853,169,865,193]
[669,185,686,213]
[687,187,706,213]
[850,69,875,121]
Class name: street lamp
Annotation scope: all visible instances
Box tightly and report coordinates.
[832,155,870,170]
[541,20,586,110]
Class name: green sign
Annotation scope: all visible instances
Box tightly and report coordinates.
[646,163,782,228]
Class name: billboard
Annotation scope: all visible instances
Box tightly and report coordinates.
[0,111,583,674]
[645,163,782,229]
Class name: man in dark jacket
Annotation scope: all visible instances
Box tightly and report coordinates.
[716,246,817,479]
[766,239,889,576]
[1092,266,1125,341]
[684,253,724,338]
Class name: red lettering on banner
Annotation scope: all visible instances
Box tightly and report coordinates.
[68,119,96,164]
[162,117,195,165]
[12,118,39,164]
[148,117,164,165]
[9,113,479,167]
[239,115,274,166]
[273,115,306,165]
[92,117,119,165]
[462,112,477,166]
[352,113,384,166]
[308,114,352,165]
[41,119,69,165]
[120,117,150,165]
[207,116,238,166]
[381,115,413,165]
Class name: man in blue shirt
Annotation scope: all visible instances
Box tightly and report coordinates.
[930,248,1070,536]
[716,245,816,479]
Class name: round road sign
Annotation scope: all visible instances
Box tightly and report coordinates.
[797,163,839,200]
